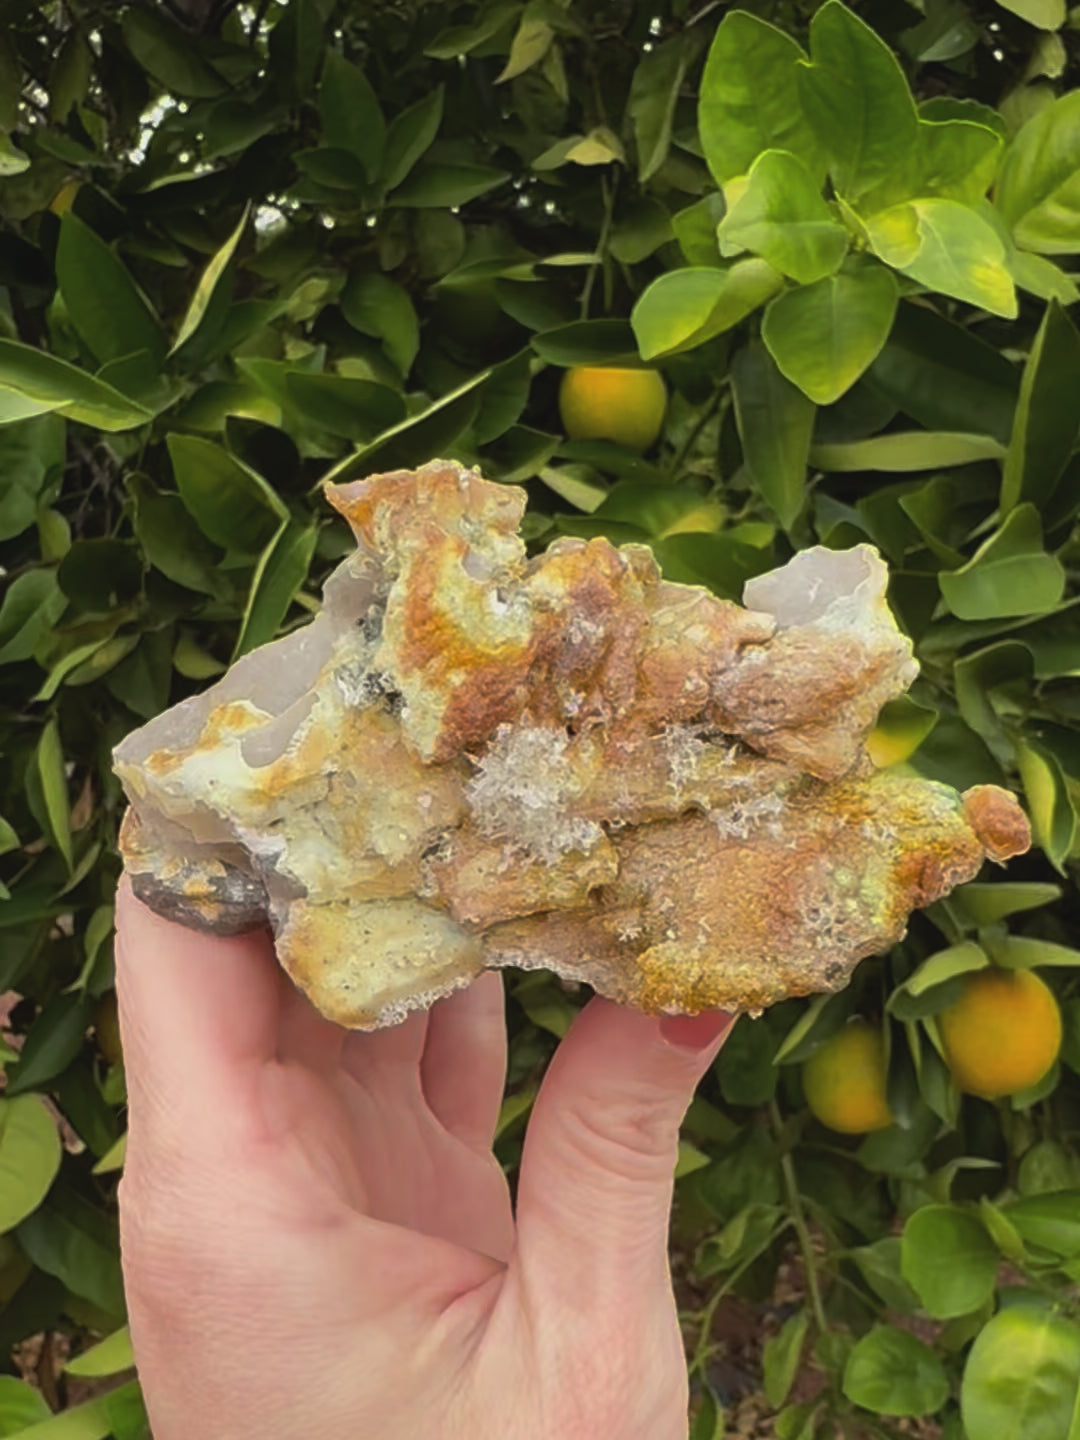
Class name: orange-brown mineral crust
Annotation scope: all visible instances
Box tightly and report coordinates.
[112,461,1031,1028]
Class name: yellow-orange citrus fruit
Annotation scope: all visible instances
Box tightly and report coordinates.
[938,967,1061,1099]
[558,365,667,452]
[802,1020,894,1134]
[94,992,123,1067]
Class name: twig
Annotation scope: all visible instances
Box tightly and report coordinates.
[771,1100,829,1337]
[668,388,726,484]
[579,171,618,322]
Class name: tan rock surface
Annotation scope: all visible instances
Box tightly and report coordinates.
[113,461,1029,1027]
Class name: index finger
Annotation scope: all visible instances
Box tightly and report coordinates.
[114,877,282,1130]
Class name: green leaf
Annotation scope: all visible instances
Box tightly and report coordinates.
[101,1382,147,1440]
[426,4,519,58]
[1016,738,1076,872]
[732,341,815,530]
[843,1325,949,1416]
[106,628,174,721]
[56,215,165,371]
[901,1206,999,1318]
[939,504,1064,620]
[473,351,531,444]
[320,50,384,180]
[714,1013,778,1105]
[866,694,938,767]
[0,1096,61,1233]
[0,567,65,668]
[962,1308,1080,1440]
[234,521,317,659]
[531,319,638,367]
[866,301,1019,442]
[121,8,228,97]
[322,372,489,483]
[1001,301,1080,513]
[652,532,774,600]
[690,1386,724,1440]
[609,198,672,265]
[0,415,66,544]
[294,146,368,189]
[170,206,249,358]
[896,942,989,1001]
[341,273,420,376]
[763,1310,809,1409]
[1009,250,1079,304]
[631,261,783,361]
[954,640,1034,758]
[497,5,554,81]
[992,935,1080,971]
[867,199,1017,317]
[128,476,226,598]
[776,990,857,1065]
[629,32,696,183]
[6,993,92,1098]
[697,1202,785,1276]
[1004,1192,1080,1256]
[1019,1141,1080,1195]
[34,719,71,872]
[390,163,509,208]
[167,434,287,551]
[92,1133,127,1176]
[66,1326,134,1379]
[284,373,406,442]
[763,264,898,405]
[674,1139,711,1180]
[16,1191,124,1319]
[954,882,1062,927]
[698,12,820,184]
[849,1237,921,1312]
[671,194,725,266]
[798,0,919,202]
[812,430,1004,472]
[0,1375,51,1433]
[380,87,444,192]
[0,341,150,432]
[0,131,30,177]
[995,91,1080,254]
[717,150,849,285]
[997,0,1066,29]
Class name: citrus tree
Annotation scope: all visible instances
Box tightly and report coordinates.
[0,1,1079,1437]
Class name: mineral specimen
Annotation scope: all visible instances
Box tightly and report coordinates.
[113,461,1029,1028]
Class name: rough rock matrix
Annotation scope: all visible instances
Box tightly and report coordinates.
[113,461,1029,1028]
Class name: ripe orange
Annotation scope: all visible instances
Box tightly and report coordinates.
[938,967,1061,1099]
[558,365,667,452]
[802,1020,894,1134]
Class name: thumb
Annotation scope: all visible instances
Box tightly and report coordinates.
[513,997,733,1301]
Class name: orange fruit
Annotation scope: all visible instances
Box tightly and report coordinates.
[558,365,667,452]
[802,1020,894,1134]
[938,967,1061,1099]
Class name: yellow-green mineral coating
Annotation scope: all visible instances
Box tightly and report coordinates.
[113,462,1030,1029]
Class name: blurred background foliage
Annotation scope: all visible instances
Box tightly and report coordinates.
[1,0,1080,1436]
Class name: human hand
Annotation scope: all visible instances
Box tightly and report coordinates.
[114,880,732,1440]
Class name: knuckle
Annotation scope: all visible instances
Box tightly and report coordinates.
[559,1094,678,1184]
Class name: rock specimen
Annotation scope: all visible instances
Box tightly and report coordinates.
[113,461,1029,1027]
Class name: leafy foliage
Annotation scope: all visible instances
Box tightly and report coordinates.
[1,0,1080,1435]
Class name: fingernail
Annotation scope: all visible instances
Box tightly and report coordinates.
[659,1010,735,1051]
